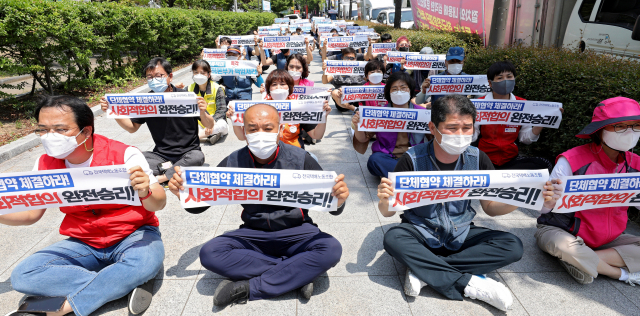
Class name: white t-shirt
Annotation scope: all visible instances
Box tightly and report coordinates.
[33,147,158,185]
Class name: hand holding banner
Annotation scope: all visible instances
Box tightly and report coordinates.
[324,61,367,75]
[427,75,491,95]
[106,93,199,118]
[262,36,306,50]
[229,100,326,126]
[472,100,563,128]
[291,86,331,101]
[208,60,259,76]
[0,165,140,215]
[404,55,447,71]
[553,174,640,213]
[371,43,396,54]
[357,105,432,134]
[388,169,549,212]
[180,167,338,212]
[341,86,385,103]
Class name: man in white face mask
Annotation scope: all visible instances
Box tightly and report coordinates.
[422,46,467,103]
[168,104,350,307]
[377,94,535,312]
[4,96,166,316]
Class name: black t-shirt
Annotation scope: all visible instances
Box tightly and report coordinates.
[218,149,321,170]
[393,148,495,172]
[131,85,201,160]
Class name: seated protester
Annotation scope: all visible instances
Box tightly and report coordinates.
[410,47,438,101]
[189,59,229,145]
[229,69,331,149]
[6,96,166,316]
[167,103,350,306]
[296,27,303,35]
[378,94,535,311]
[324,29,341,57]
[286,53,315,86]
[321,39,366,62]
[322,47,367,113]
[100,57,212,185]
[334,59,386,113]
[472,61,552,171]
[258,36,313,70]
[417,46,468,103]
[351,72,426,178]
[220,46,264,102]
[537,96,640,286]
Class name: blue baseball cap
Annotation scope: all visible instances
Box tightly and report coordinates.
[446,47,465,61]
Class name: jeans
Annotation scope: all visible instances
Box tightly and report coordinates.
[144,150,205,180]
[11,226,164,316]
[367,152,399,178]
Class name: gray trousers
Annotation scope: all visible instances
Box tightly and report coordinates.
[143,150,205,181]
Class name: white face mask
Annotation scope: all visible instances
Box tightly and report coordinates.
[390,91,411,105]
[368,73,383,84]
[270,88,289,100]
[603,129,640,152]
[448,63,463,75]
[288,71,302,80]
[245,131,279,159]
[193,74,209,85]
[226,55,239,61]
[435,127,472,156]
[40,128,87,159]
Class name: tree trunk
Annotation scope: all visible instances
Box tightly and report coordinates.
[393,0,402,28]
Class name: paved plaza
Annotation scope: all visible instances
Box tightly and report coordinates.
[0,51,639,316]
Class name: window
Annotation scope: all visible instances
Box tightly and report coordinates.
[378,13,386,23]
[593,0,640,30]
[388,11,413,23]
[579,0,597,22]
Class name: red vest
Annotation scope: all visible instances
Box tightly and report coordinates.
[477,95,527,166]
[559,144,639,248]
[38,134,159,249]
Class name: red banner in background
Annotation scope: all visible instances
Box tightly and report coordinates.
[409,0,484,38]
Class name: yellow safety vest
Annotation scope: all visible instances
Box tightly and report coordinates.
[188,81,224,128]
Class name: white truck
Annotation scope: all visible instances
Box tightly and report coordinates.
[375,8,416,29]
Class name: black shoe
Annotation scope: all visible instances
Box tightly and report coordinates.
[128,278,155,314]
[300,282,313,299]
[213,280,249,307]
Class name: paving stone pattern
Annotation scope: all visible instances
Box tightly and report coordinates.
[0,51,638,316]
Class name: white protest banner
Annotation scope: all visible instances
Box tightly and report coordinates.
[0,166,140,215]
[259,31,281,37]
[202,48,226,60]
[262,36,306,50]
[552,174,640,213]
[291,86,331,101]
[220,35,255,46]
[229,100,326,126]
[353,32,377,38]
[324,61,367,75]
[427,75,491,95]
[386,51,419,63]
[341,86,385,104]
[258,26,278,31]
[318,26,339,33]
[326,36,369,51]
[208,60,259,76]
[472,100,563,128]
[275,17,289,23]
[289,25,312,32]
[357,105,432,133]
[180,167,338,211]
[106,93,198,118]
[388,169,549,212]
[371,43,396,54]
[291,19,310,24]
[404,54,447,71]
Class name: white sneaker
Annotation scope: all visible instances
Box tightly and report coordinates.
[403,268,427,297]
[624,268,640,286]
[464,275,513,311]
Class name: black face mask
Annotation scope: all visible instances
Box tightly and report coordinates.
[398,47,409,52]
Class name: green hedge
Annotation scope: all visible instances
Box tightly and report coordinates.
[0,0,275,95]
[355,20,483,53]
[463,45,640,162]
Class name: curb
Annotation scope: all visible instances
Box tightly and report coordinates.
[0,65,193,165]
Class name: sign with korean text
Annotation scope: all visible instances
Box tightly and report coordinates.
[229,100,326,126]
[324,61,367,75]
[341,86,385,103]
[0,166,140,215]
[386,51,419,63]
[472,100,563,128]
[275,17,290,23]
[357,105,432,134]
[202,48,226,60]
[388,169,549,212]
[180,168,338,212]
[219,35,255,46]
[208,60,259,76]
[404,54,447,70]
[326,36,368,51]
[409,0,484,36]
[262,36,306,50]
[105,93,198,118]
[427,75,490,95]
[554,174,640,213]
[371,43,396,54]
[291,86,331,101]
